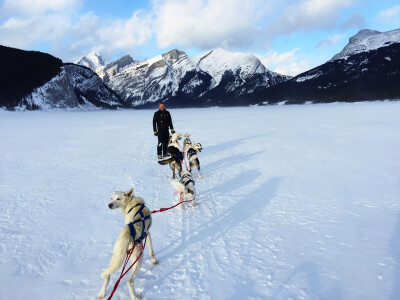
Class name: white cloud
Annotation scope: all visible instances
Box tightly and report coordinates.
[339,13,366,30]
[316,34,346,49]
[377,5,400,21]
[153,0,270,50]
[0,0,361,64]
[0,0,153,62]
[256,48,313,76]
[0,0,81,17]
[266,0,355,36]
[65,11,153,60]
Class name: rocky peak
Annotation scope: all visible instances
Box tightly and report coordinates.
[331,28,400,61]
[162,49,187,64]
[75,51,107,71]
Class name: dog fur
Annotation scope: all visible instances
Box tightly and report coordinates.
[97,188,158,300]
[171,171,196,207]
[185,141,202,179]
[158,132,183,179]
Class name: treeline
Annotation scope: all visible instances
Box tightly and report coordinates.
[0,45,62,109]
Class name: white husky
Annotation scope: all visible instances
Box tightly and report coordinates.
[97,188,158,300]
[171,171,196,207]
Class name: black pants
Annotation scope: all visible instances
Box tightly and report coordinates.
[157,128,169,155]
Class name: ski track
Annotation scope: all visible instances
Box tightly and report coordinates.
[0,103,400,299]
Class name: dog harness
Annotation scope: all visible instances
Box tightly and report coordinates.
[181,173,195,187]
[175,151,183,161]
[187,148,196,159]
[127,204,150,244]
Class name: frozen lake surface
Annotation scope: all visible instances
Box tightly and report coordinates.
[0,102,399,299]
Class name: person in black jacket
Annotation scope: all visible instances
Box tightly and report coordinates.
[153,102,175,159]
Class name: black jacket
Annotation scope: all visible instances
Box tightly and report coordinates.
[153,109,174,132]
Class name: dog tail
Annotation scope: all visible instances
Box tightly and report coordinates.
[158,157,175,165]
[101,225,131,278]
[171,181,186,193]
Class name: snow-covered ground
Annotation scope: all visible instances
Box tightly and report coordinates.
[0,102,399,300]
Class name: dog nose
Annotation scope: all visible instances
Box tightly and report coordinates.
[108,203,113,209]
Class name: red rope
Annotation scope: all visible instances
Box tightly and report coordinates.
[177,143,190,172]
[107,237,147,300]
[181,150,190,171]
[151,193,195,214]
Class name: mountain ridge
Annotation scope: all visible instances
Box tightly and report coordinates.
[2,27,399,110]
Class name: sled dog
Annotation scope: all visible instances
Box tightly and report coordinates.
[97,188,158,300]
[171,171,196,207]
[185,141,202,179]
[183,133,192,149]
[158,132,183,179]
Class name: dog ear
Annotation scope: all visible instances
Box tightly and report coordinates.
[125,188,134,197]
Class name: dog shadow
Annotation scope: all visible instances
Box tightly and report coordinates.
[205,133,272,155]
[272,261,323,298]
[227,275,268,300]
[201,169,261,199]
[203,151,263,174]
[271,261,344,299]
[147,176,282,289]
[389,213,400,300]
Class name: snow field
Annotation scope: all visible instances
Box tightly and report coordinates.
[0,102,399,299]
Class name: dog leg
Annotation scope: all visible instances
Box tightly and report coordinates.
[196,160,202,179]
[178,164,182,177]
[146,232,158,264]
[101,226,131,277]
[98,225,131,298]
[127,247,144,300]
[97,275,110,298]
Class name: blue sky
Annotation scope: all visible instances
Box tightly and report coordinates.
[0,0,399,75]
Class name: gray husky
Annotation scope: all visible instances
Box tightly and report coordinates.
[171,171,196,207]
[158,132,183,179]
[185,142,202,179]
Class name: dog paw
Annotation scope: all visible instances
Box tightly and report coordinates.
[97,291,105,298]
[151,257,159,264]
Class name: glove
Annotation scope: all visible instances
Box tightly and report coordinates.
[171,129,175,134]
[154,131,158,136]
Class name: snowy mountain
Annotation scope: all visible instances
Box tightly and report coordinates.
[331,28,400,61]
[108,49,213,107]
[75,51,107,72]
[22,64,125,110]
[0,45,125,110]
[107,48,290,108]
[0,45,62,110]
[193,48,269,87]
[236,28,400,105]
[97,55,135,82]
[2,27,399,111]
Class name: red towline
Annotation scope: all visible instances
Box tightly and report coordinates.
[107,237,147,300]
[151,197,195,214]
